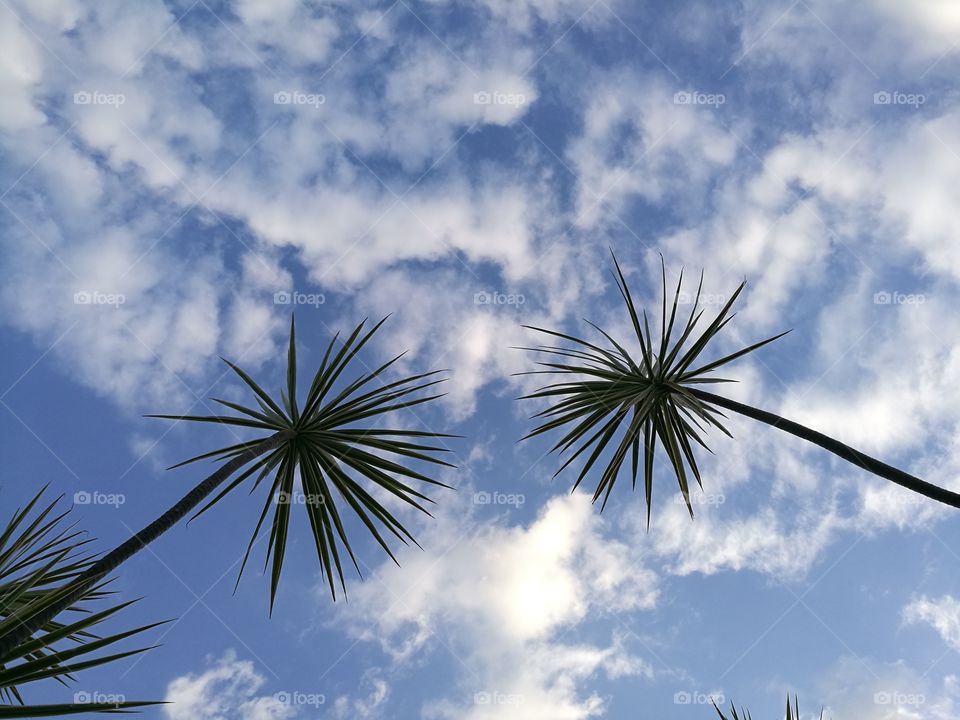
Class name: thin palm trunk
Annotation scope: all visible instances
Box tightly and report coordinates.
[0,429,293,660]
[689,388,960,509]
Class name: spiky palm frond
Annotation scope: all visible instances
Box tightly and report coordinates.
[519,252,788,524]
[0,489,164,716]
[148,315,457,608]
[712,699,752,720]
[713,695,824,720]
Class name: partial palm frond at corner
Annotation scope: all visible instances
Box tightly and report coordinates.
[0,488,165,716]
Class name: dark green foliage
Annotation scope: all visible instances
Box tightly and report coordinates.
[149,316,457,608]
[0,490,164,716]
[519,252,786,524]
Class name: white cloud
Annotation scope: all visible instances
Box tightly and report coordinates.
[336,492,656,719]
[742,112,960,288]
[0,0,577,417]
[780,288,960,458]
[80,2,205,74]
[904,595,960,652]
[649,504,843,580]
[331,675,390,720]
[566,74,738,229]
[816,656,960,720]
[870,0,960,58]
[737,0,960,76]
[353,267,535,419]
[380,43,538,167]
[14,0,85,31]
[163,651,296,720]
[0,219,233,411]
[232,0,339,64]
[0,17,45,131]
[468,0,603,33]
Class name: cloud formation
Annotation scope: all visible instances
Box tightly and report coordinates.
[163,651,296,720]
[337,493,657,719]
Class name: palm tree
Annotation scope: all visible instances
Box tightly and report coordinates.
[0,316,455,659]
[519,252,960,524]
[0,489,163,716]
[713,695,824,719]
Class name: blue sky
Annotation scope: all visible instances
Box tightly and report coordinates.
[3,0,960,718]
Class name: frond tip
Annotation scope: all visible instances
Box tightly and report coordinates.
[713,694,825,720]
[518,252,788,526]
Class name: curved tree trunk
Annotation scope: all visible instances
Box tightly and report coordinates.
[688,388,960,509]
[0,430,293,661]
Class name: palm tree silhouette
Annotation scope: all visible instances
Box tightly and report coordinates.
[0,316,456,659]
[519,251,960,525]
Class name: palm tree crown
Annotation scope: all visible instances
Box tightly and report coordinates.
[519,252,786,524]
[149,315,458,608]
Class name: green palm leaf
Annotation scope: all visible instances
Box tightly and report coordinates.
[0,489,165,715]
[148,315,457,609]
[518,251,788,525]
